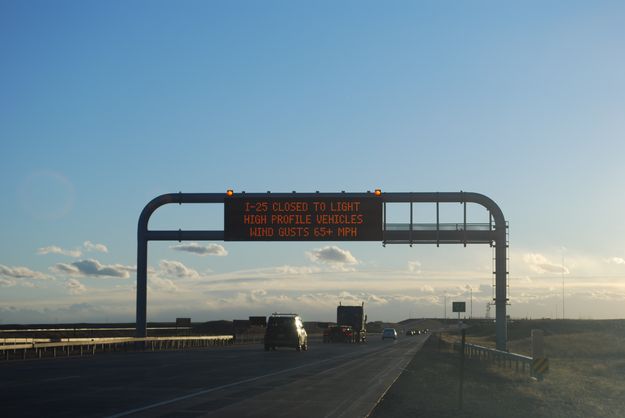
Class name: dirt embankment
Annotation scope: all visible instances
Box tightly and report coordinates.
[371,320,625,418]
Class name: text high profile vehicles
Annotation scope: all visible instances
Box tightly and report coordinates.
[264,313,308,351]
[335,302,367,343]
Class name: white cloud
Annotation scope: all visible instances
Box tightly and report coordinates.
[65,278,86,295]
[208,289,286,309]
[274,265,320,275]
[293,292,389,307]
[522,253,569,274]
[0,277,38,288]
[306,246,358,266]
[420,285,435,293]
[337,290,362,303]
[158,260,200,279]
[170,242,228,256]
[588,290,625,302]
[37,245,82,257]
[295,293,336,306]
[83,241,108,253]
[0,264,52,280]
[367,294,389,305]
[250,288,268,301]
[148,276,179,293]
[478,284,493,294]
[51,259,134,278]
[0,303,127,324]
[605,257,625,265]
[0,277,16,287]
[408,261,422,273]
[36,241,108,257]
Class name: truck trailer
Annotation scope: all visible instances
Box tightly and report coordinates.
[336,302,367,343]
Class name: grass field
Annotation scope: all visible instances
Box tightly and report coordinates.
[371,320,625,418]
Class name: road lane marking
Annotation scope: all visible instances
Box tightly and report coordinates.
[107,342,406,417]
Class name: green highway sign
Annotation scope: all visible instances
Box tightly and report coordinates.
[452,302,466,313]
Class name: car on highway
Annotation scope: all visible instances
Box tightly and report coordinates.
[382,328,397,340]
[323,325,354,343]
[264,313,308,351]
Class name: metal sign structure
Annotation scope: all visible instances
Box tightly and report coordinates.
[136,191,509,350]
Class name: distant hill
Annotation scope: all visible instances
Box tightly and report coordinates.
[397,318,443,331]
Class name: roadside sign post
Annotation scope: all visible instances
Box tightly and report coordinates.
[531,329,549,380]
[531,329,544,358]
[459,328,466,410]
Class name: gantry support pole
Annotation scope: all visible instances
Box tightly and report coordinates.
[495,229,508,350]
[382,192,508,350]
[136,193,224,338]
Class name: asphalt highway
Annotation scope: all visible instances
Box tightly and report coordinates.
[1,334,428,417]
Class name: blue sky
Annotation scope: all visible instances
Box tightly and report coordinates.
[2,1,625,323]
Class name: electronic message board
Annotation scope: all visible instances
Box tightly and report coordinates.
[224,196,383,241]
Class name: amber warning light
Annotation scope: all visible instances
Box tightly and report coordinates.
[226,189,234,196]
[374,189,382,196]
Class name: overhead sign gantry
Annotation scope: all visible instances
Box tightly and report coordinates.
[136,190,509,350]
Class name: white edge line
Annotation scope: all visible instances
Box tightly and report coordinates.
[363,336,429,418]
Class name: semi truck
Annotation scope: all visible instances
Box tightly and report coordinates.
[336,302,367,343]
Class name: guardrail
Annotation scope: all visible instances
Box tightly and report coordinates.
[0,335,235,361]
[0,326,191,333]
[453,341,533,375]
